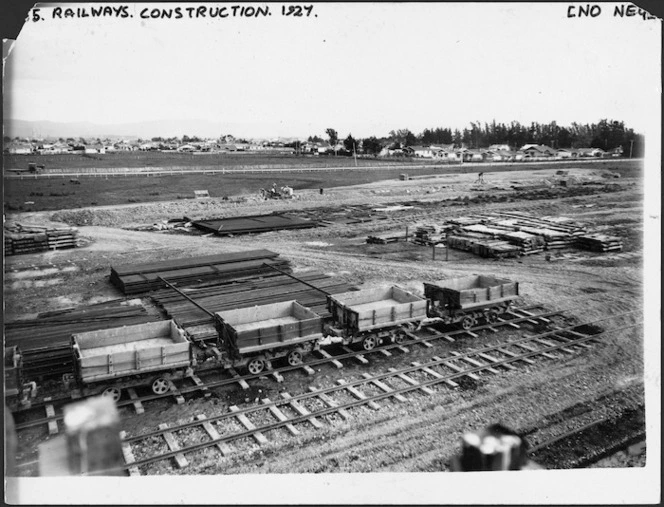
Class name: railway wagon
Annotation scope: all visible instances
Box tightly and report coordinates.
[424,275,519,329]
[4,346,37,410]
[214,300,323,375]
[70,320,193,401]
[326,286,428,350]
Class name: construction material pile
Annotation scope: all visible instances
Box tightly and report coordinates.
[150,270,355,343]
[447,235,521,259]
[4,223,79,256]
[418,212,596,258]
[576,233,623,252]
[4,299,156,380]
[192,213,317,236]
[110,250,290,295]
[366,231,406,244]
[411,225,448,246]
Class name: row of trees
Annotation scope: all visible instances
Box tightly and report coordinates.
[309,119,644,157]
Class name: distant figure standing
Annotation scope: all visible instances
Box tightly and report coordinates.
[319,188,324,195]
[476,172,485,184]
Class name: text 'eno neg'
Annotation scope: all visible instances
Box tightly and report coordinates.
[29,5,316,21]
[567,3,657,19]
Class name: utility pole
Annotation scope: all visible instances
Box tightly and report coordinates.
[629,139,634,159]
[353,141,358,167]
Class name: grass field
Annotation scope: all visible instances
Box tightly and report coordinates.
[3,152,431,171]
[3,157,641,212]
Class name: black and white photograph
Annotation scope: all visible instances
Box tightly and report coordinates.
[2,1,661,504]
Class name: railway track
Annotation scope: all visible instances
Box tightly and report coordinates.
[11,305,558,430]
[12,306,637,435]
[14,313,640,476]
[527,404,646,468]
[102,319,638,476]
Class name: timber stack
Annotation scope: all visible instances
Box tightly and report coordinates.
[150,269,354,343]
[109,250,290,295]
[576,233,623,252]
[4,223,80,256]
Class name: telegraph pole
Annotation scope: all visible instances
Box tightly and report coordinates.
[353,141,358,167]
[629,139,634,159]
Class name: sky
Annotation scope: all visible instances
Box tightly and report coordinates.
[3,2,662,139]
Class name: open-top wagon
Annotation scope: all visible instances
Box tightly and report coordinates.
[213,300,323,375]
[70,320,192,401]
[424,275,519,329]
[326,286,428,350]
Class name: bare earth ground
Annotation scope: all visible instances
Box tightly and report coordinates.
[3,165,651,480]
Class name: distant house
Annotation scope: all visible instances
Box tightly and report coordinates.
[555,148,576,159]
[489,150,517,162]
[488,144,511,152]
[316,142,332,155]
[177,144,197,152]
[5,143,34,154]
[460,149,484,162]
[84,144,106,154]
[408,145,435,158]
[521,145,556,159]
[576,147,606,158]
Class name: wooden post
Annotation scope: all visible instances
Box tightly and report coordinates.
[432,244,436,261]
[405,226,409,242]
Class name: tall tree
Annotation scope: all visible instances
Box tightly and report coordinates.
[361,137,382,156]
[326,128,338,146]
[343,133,357,153]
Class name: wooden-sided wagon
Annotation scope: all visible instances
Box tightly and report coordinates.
[215,300,323,374]
[4,346,37,410]
[424,275,519,329]
[71,320,192,401]
[326,286,428,350]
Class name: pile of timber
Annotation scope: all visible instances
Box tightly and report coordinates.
[192,213,317,236]
[576,234,623,252]
[110,250,290,295]
[4,223,79,255]
[366,231,405,244]
[4,299,156,380]
[150,270,355,343]
[411,225,447,246]
[497,230,546,255]
[447,235,520,258]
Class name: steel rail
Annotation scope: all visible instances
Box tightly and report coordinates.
[119,320,634,445]
[11,307,560,428]
[81,321,641,475]
[11,308,637,430]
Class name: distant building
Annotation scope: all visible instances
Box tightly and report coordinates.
[576,147,606,158]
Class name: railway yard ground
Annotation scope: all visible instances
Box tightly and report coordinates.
[3,158,660,503]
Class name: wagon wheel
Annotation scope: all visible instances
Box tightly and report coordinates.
[486,310,499,324]
[151,377,170,395]
[461,316,475,330]
[247,357,265,375]
[287,349,303,366]
[394,333,407,345]
[102,387,121,402]
[362,336,377,351]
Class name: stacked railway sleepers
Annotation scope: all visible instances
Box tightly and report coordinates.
[4,223,79,256]
[411,225,448,246]
[366,231,406,244]
[4,299,157,381]
[110,250,290,295]
[576,233,623,252]
[150,270,355,343]
[447,235,520,258]
[191,213,317,236]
